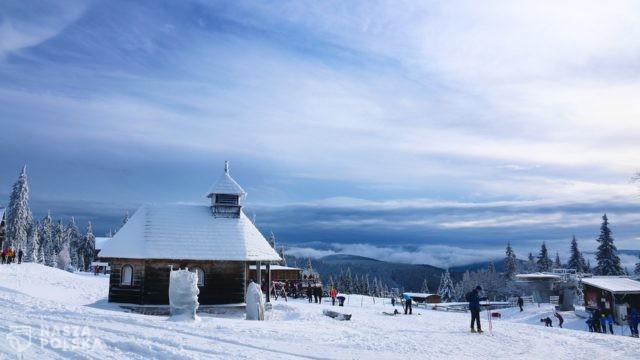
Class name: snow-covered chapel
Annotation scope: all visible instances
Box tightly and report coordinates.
[99,162,281,305]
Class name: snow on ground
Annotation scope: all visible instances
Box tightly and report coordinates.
[0,263,637,360]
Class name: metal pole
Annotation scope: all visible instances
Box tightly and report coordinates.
[256,261,262,295]
[266,263,271,303]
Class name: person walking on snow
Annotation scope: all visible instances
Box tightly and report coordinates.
[17,249,23,264]
[330,287,337,306]
[403,293,412,315]
[469,286,486,333]
[554,311,564,328]
[517,296,524,312]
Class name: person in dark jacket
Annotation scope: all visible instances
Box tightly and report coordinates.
[17,249,23,264]
[306,285,313,303]
[469,286,485,333]
[403,293,412,315]
[554,311,564,328]
[624,307,639,337]
[517,296,524,312]
[540,317,553,327]
[592,308,602,333]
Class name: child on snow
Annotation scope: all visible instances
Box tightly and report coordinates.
[540,317,553,327]
[554,311,564,328]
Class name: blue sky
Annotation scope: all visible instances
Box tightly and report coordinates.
[1,0,640,267]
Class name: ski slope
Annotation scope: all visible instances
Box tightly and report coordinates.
[0,263,637,359]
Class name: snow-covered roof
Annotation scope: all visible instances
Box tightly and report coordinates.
[580,277,640,293]
[205,163,246,197]
[515,273,562,281]
[249,265,301,271]
[94,237,111,250]
[403,292,439,298]
[99,204,281,261]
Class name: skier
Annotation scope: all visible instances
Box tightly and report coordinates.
[17,249,23,264]
[306,285,313,303]
[592,308,602,333]
[1,249,6,264]
[540,317,553,327]
[330,286,338,306]
[403,293,412,315]
[554,311,564,328]
[391,297,396,307]
[517,296,524,312]
[468,285,485,333]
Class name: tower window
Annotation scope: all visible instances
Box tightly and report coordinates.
[215,194,239,205]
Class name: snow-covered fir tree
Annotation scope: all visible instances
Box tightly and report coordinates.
[635,256,640,277]
[567,235,585,272]
[363,274,370,296]
[343,267,353,294]
[353,274,361,294]
[536,242,553,272]
[25,225,39,262]
[594,214,623,275]
[122,211,129,226]
[39,212,57,267]
[554,251,562,269]
[437,269,455,302]
[66,217,82,268]
[526,252,536,273]
[54,220,67,270]
[5,166,33,251]
[420,278,430,293]
[503,241,518,279]
[79,222,96,271]
[487,259,496,273]
[371,276,380,297]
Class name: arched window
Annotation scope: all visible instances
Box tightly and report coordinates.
[121,265,133,286]
[190,267,205,287]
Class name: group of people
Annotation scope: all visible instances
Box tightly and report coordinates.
[540,312,564,328]
[586,306,639,337]
[0,248,23,264]
[586,308,615,334]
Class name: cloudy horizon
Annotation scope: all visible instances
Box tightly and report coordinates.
[1,1,640,267]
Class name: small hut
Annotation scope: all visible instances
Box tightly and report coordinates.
[99,162,281,306]
[581,276,640,323]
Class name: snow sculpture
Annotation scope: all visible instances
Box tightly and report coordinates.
[246,281,265,320]
[169,268,200,320]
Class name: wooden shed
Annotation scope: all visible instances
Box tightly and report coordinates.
[99,162,281,306]
[581,277,640,324]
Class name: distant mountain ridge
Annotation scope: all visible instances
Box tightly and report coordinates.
[286,254,448,292]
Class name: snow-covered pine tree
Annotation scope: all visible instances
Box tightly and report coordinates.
[554,251,562,269]
[80,222,96,271]
[363,274,370,296]
[594,214,623,275]
[420,278,430,293]
[526,252,536,273]
[343,267,353,294]
[371,276,380,297]
[55,220,68,270]
[39,212,56,267]
[487,259,496,273]
[536,242,553,272]
[635,256,640,277]
[122,211,129,226]
[66,217,82,269]
[437,269,455,302]
[353,274,361,294]
[504,241,518,279]
[567,235,583,272]
[25,224,39,262]
[5,166,33,251]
